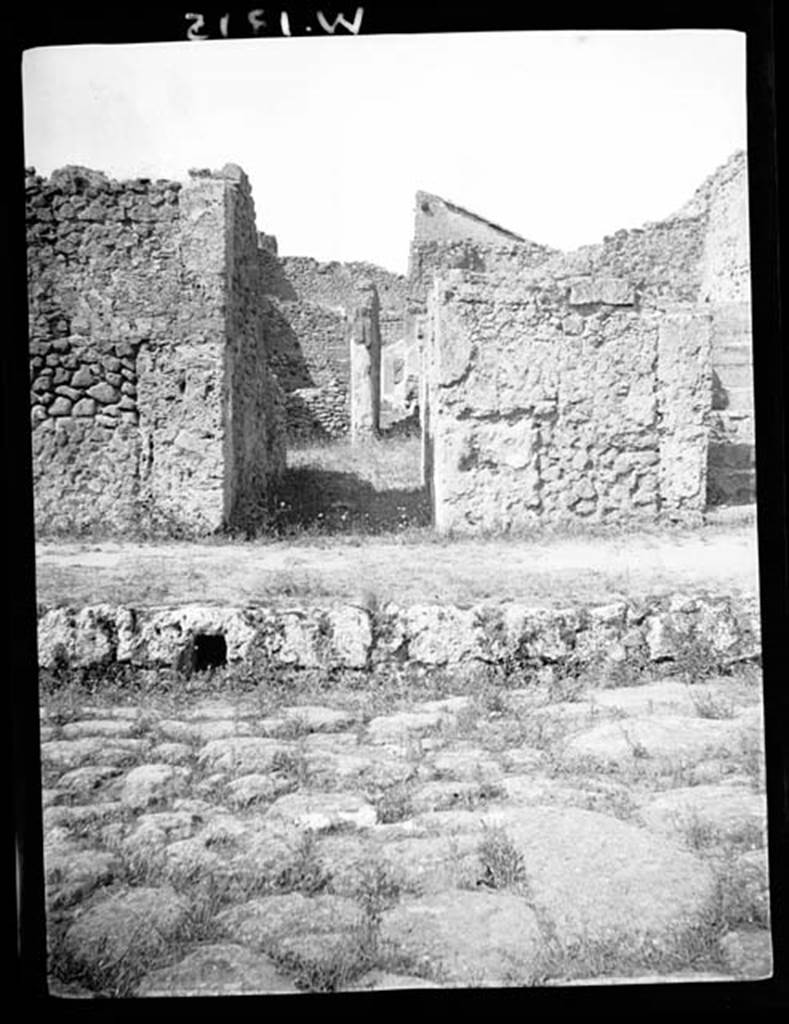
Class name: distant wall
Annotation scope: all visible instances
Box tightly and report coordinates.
[259,254,407,440]
[27,165,284,536]
[425,270,711,533]
[413,152,754,510]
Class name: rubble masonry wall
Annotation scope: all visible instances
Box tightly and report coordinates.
[425,270,711,533]
[27,165,283,536]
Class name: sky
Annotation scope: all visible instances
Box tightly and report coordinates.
[22,30,747,275]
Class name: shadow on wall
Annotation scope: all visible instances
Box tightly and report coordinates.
[711,370,729,410]
[271,467,431,535]
[263,302,314,390]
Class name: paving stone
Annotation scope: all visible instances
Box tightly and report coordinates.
[136,943,299,996]
[381,890,542,986]
[41,738,143,770]
[265,791,377,832]
[163,817,303,888]
[43,801,124,831]
[216,893,362,951]
[417,696,472,715]
[182,698,260,721]
[638,784,767,846]
[39,726,57,742]
[429,746,504,783]
[366,710,449,746]
[719,929,773,978]
[499,747,544,773]
[226,773,293,808]
[45,843,119,908]
[69,705,142,720]
[47,978,99,999]
[61,719,141,739]
[408,780,497,814]
[477,805,717,950]
[198,737,292,774]
[301,734,416,789]
[156,719,254,742]
[738,848,771,922]
[361,834,480,895]
[120,764,190,811]
[563,715,738,767]
[582,681,698,717]
[545,972,736,986]
[281,704,357,732]
[64,886,189,969]
[149,741,193,765]
[382,809,487,839]
[270,929,366,978]
[344,970,441,990]
[122,810,209,864]
[57,765,123,799]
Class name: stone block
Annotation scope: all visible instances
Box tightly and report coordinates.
[71,366,95,388]
[87,382,119,404]
[49,396,72,416]
[72,398,97,417]
[569,277,635,306]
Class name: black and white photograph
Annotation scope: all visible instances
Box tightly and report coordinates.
[10,6,784,1000]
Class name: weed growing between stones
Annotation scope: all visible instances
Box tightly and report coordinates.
[599,642,654,689]
[47,916,171,999]
[739,728,766,791]
[275,830,330,895]
[673,624,726,685]
[678,811,766,856]
[272,857,409,992]
[352,859,403,949]
[710,851,770,930]
[375,782,414,824]
[476,824,531,897]
[689,687,737,720]
[620,725,651,760]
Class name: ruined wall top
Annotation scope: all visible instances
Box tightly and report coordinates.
[414,191,529,246]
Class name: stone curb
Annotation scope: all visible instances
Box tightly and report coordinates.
[36,592,760,673]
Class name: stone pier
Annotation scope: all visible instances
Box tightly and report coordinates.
[348,279,381,442]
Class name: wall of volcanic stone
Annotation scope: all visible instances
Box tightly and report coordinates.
[26,164,283,536]
[425,270,711,533]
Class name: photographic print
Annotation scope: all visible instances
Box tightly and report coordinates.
[18,11,776,997]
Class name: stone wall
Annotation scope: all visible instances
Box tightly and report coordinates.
[413,151,753,510]
[27,164,284,536]
[424,270,711,533]
[696,154,754,504]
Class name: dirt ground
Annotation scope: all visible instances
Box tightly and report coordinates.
[35,509,760,610]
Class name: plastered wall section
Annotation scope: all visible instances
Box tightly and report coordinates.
[223,169,286,528]
[698,154,754,503]
[27,166,282,535]
[426,271,711,533]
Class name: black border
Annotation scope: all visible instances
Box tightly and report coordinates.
[3,1,786,1015]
